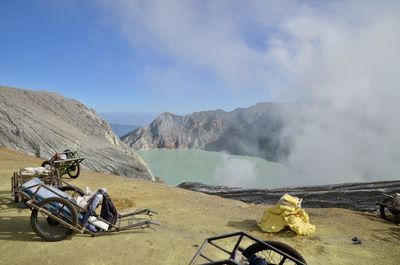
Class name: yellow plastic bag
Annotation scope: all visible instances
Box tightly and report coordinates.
[259,194,315,236]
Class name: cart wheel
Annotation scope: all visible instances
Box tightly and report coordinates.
[30,197,78,242]
[59,186,85,197]
[67,163,80,179]
[242,241,307,265]
[41,160,50,167]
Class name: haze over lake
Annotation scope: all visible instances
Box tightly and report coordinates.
[137,149,292,188]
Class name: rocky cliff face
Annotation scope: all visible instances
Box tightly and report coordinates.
[122,103,293,162]
[0,86,153,180]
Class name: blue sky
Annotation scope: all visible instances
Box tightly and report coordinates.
[0,1,150,112]
[0,0,296,113]
[1,0,399,115]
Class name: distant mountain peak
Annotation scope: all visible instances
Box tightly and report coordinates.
[122,102,294,161]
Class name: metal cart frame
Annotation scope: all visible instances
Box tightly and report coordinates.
[189,231,307,265]
[11,167,83,203]
[41,150,84,179]
[17,179,159,241]
[377,193,400,222]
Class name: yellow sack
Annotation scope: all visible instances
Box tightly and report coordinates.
[259,194,315,236]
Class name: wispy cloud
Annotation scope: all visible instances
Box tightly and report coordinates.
[98,0,302,101]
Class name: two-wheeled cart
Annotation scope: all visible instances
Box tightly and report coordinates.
[377,193,400,223]
[16,177,159,241]
[41,149,84,179]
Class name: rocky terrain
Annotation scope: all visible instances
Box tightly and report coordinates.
[0,86,153,180]
[122,103,297,162]
[178,181,400,212]
[1,148,400,265]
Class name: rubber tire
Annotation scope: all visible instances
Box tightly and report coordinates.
[67,163,80,179]
[30,197,78,242]
[59,185,85,197]
[242,240,307,265]
[41,160,50,167]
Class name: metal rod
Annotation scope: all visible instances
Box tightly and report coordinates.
[112,220,159,232]
[230,233,244,260]
[208,241,231,255]
[53,158,84,164]
[188,238,210,265]
[199,260,239,265]
[199,254,214,262]
[120,208,158,218]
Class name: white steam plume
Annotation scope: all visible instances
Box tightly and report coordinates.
[214,154,258,188]
[269,1,400,184]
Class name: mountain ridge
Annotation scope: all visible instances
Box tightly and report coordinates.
[0,86,153,180]
[122,102,296,161]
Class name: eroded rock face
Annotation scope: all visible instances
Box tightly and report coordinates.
[122,103,294,162]
[122,111,226,149]
[0,86,153,180]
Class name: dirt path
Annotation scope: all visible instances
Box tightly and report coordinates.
[1,148,399,264]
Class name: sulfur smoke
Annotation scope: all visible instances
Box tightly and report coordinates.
[270,2,400,185]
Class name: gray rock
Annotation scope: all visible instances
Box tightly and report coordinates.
[122,103,296,161]
[178,180,400,212]
[0,86,153,180]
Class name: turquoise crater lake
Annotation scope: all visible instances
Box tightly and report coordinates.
[136,149,291,188]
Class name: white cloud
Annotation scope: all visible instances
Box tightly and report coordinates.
[98,0,301,98]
